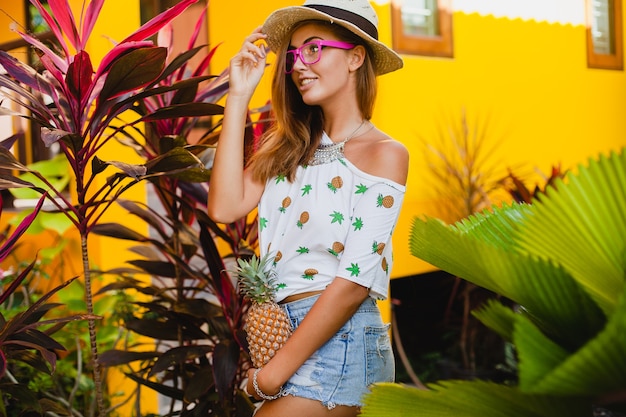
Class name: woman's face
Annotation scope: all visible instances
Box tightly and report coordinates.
[287,23,359,108]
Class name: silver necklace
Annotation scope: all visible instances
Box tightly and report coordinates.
[308,120,368,166]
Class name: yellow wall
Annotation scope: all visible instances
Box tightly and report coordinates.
[0,3,26,48]
[210,1,626,278]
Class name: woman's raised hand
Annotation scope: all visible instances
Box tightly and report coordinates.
[229,28,269,99]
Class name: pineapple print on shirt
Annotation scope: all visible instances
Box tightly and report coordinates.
[279,196,291,213]
[257,135,405,302]
[377,193,395,208]
[327,241,345,257]
[328,176,343,193]
[302,268,318,280]
[297,211,309,228]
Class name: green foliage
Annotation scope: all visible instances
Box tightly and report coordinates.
[0,276,130,416]
[8,154,70,201]
[362,148,626,416]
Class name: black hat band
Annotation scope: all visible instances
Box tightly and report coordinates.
[306,4,379,40]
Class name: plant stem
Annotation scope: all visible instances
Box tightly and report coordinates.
[81,234,104,416]
[391,307,428,390]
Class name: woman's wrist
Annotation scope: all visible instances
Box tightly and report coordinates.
[252,368,284,400]
[225,91,253,105]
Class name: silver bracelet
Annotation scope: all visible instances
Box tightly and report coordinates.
[252,368,283,401]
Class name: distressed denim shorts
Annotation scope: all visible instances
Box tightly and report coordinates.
[280,294,395,409]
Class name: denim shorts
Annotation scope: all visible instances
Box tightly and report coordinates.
[280,294,395,409]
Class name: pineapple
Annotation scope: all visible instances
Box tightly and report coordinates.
[377,193,395,208]
[332,241,344,254]
[297,211,309,228]
[328,241,344,256]
[279,196,291,213]
[233,253,292,368]
[372,241,385,255]
[381,257,388,273]
[302,268,318,280]
[327,176,343,192]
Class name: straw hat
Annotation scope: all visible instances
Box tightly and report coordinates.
[262,0,403,75]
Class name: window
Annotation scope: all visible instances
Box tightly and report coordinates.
[586,0,623,70]
[391,0,453,57]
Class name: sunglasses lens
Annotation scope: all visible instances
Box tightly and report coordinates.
[285,51,295,73]
[301,43,320,65]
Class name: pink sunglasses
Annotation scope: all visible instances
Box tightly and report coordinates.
[285,39,355,74]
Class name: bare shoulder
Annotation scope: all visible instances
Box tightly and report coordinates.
[348,128,409,185]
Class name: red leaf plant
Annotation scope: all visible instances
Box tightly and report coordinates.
[0,0,220,414]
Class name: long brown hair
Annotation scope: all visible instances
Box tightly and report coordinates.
[247,20,378,183]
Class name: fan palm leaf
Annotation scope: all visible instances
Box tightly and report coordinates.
[361,381,592,417]
[362,148,626,415]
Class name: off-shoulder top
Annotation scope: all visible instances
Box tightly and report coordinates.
[258,132,406,302]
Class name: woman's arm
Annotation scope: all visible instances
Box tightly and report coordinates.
[207,29,268,223]
[248,277,370,397]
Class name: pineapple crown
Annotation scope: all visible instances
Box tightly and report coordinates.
[232,253,279,304]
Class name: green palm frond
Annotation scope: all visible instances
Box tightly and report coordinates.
[361,381,592,417]
[410,209,604,349]
[517,150,626,314]
[521,286,626,396]
[364,148,626,416]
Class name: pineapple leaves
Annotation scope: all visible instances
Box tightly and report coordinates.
[232,253,279,303]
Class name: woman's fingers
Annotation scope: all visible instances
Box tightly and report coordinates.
[241,31,268,62]
[228,29,269,96]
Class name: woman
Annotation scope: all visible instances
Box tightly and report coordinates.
[207,1,408,415]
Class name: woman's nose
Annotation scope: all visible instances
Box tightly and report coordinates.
[292,54,308,71]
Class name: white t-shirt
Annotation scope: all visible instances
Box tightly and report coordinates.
[258,133,406,303]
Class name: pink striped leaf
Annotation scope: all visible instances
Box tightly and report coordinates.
[94,40,154,81]
[12,29,68,73]
[121,0,198,44]
[0,195,46,263]
[28,0,70,58]
[80,0,105,49]
[47,0,80,51]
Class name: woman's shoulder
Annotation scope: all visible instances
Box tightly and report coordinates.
[347,128,409,185]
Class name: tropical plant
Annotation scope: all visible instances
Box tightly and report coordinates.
[0,194,99,416]
[362,147,626,416]
[0,0,219,414]
[422,108,508,223]
[94,106,268,415]
[95,203,258,417]
[501,164,566,204]
[419,108,512,377]
[84,7,270,414]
